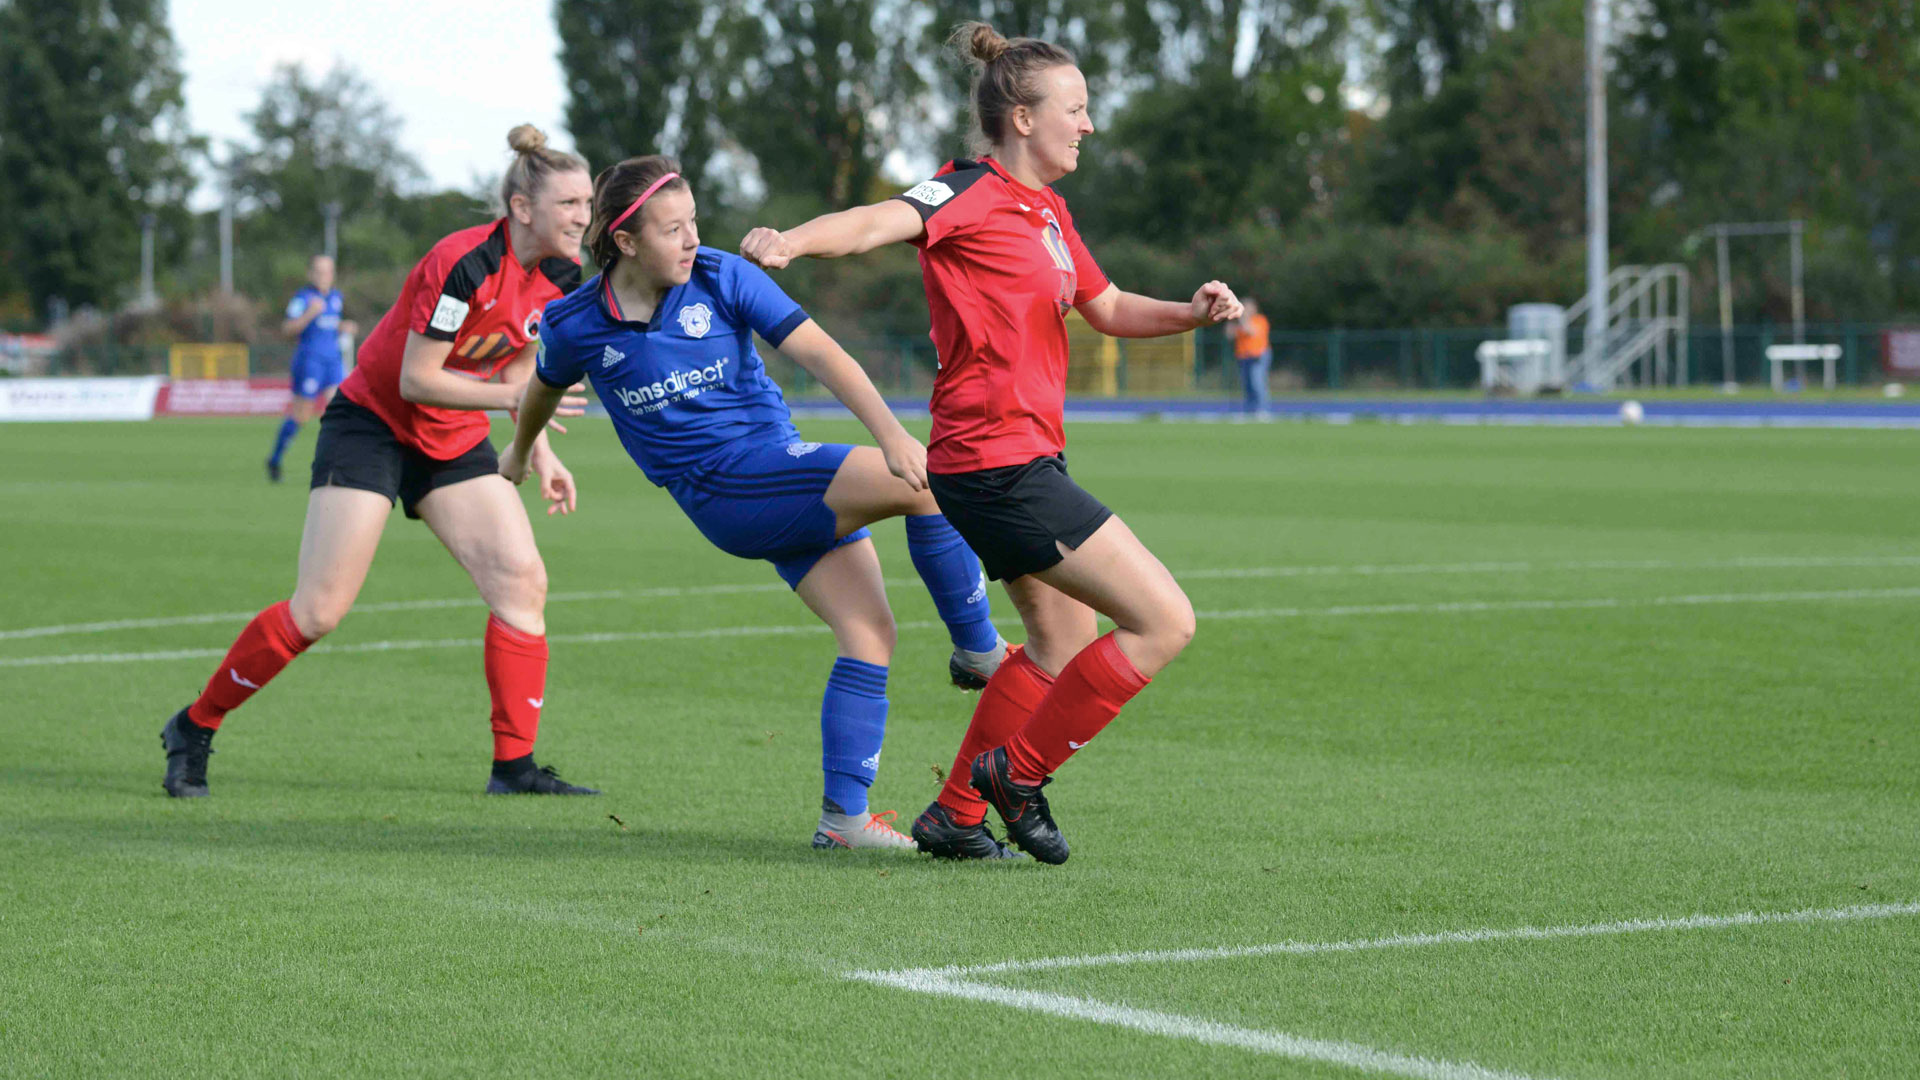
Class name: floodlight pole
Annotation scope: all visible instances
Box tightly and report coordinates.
[1716,230,1733,390]
[1584,0,1610,368]
[324,201,342,261]
[218,156,235,296]
[138,213,157,307]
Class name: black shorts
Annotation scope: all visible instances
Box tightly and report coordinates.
[928,455,1112,582]
[309,396,500,519]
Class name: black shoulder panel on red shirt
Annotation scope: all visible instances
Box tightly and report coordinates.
[539,256,582,294]
[439,220,509,304]
[890,160,996,222]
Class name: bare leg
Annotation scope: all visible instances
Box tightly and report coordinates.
[414,474,547,634]
[821,445,940,537]
[1030,516,1194,676]
[288,485,395,640]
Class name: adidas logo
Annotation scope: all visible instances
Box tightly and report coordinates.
[601,345,625,368]
[861,751,882,770]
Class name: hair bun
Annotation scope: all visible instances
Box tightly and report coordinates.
[967,22,1008,63]
[507,124,548,155]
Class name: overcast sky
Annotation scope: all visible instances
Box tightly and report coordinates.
[173,0,572,201]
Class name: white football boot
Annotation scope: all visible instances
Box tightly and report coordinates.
[812,807,918,851]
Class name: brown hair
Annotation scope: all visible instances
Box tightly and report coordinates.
[585,155,691,267]
[500,124,589,215]
[949,22,1077,156]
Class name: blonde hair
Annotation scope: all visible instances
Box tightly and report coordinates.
[949,22,1077,156]
[500,124,588,214]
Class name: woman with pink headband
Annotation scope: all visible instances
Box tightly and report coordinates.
[504,155,1015,853]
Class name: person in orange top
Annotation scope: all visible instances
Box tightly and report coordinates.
[1231,297,1272,416]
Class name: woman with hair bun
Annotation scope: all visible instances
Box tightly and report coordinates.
[160,125,602,799]
[742,23,1243,863]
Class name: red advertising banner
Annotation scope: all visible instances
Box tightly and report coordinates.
[155,378,293,416]
[1882,328,1920,378]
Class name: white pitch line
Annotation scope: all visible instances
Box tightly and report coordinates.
[0,581,795,641]
[853,972,1557,1080]
[8,587,1920,669]
[847,901,1920,1080]
[867,900,1920,980]
[5,553,1918,642]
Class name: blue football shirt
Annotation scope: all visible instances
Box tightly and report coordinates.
[286,286,344,362]
[537,248,813,485]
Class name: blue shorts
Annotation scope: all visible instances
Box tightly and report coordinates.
[291,355,344,399]
[667,439,872,589]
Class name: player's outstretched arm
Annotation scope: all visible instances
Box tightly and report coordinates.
[777,319,927,491]
[739,200,925,269]
[1077,281,1243,339]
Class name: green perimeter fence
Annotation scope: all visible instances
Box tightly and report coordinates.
[35,322,1914,394]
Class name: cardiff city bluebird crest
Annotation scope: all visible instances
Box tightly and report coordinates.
[677,302,714,339]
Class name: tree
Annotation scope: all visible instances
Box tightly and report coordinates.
[1615,0,1920,318]
[1072,1,1348,242]
[715,0,923,205]
[0,0,200,315]
[557,0,720,191]
[230,64,424,231]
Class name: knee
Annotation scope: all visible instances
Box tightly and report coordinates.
[484,551,548,631]
[288,592,347,640]
[1163,596,1197,656]
[836,610,896,664]
[1137,592,1196,667]
[502,551,548,609]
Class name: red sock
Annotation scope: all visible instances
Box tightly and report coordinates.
[186,601,312,729]
[1005,633,1150,784]
[485,615,548,761]
[938,646,1054,825]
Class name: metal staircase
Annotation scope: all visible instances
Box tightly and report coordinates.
[1562,264,1690,390]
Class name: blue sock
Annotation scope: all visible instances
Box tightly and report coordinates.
[904,514,1000,653]
[269,417,301,466]
[820,657,888,816]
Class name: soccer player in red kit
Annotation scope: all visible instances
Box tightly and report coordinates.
[742,23,1242,862]
[160,126,600,798]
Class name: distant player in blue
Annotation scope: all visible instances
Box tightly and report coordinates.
[266,254,356,481]
[503,156,1013,853]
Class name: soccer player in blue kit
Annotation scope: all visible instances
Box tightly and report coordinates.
[267,254,356,481]
[502,156,1013,852]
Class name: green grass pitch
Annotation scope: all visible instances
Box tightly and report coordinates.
[2,414,1916,1078]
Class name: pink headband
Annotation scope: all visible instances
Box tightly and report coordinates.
[607,172,681,233]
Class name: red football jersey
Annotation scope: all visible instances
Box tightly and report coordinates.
[894,158,1110,474]
[340,219,581,459]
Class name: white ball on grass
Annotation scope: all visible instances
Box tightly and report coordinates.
[1619,400,1644,426]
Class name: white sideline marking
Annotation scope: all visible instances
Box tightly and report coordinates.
[0,581,793,641]
[855,972,1554,1080]
[4,553,1918,642]
[849,902,1920,1080]
[866,900,1920,980]
[7,587,1920,668]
